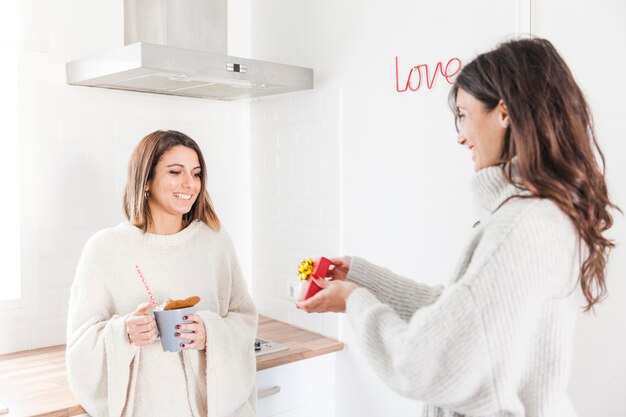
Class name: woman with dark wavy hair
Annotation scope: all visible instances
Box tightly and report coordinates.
[297,38,619,416]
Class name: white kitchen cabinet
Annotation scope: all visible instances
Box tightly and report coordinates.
[256,353,336,417]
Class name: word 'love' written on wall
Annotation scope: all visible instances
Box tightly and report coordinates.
[395,56,462,93]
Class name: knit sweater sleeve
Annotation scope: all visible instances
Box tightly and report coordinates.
[66,232,140,417]
[194,231,258,417]
[347,257,443,321]
[346,284,497,413]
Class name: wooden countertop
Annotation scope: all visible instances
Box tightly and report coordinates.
[0,315,343,417]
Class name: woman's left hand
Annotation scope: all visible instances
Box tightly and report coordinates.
[176,314,207,351]
[296,277,359,313]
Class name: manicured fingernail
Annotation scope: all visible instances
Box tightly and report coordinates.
[175,325,181,329]
[180,343,185,348]
[183,316,188,320]
[175,332,180,337]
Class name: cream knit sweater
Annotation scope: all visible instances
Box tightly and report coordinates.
[66,220,257,417]
[346,163,582,417]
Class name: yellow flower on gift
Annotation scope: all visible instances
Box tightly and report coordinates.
[298,258,315,281]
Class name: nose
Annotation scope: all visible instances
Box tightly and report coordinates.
[181,172,195,188]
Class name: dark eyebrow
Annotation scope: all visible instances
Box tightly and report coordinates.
[166,164,202,170]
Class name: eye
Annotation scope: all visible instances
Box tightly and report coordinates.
[169,170,181,175]
[455,113,465,133]
[194,172,202,178]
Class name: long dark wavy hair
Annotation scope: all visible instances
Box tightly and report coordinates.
[123,130,221,232]
[449,37,620,311]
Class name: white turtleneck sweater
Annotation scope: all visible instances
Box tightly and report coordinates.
[66,220,257,417]
[346,163,582,417]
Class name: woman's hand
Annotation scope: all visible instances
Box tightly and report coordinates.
[176,314,207,351]
[328,256,352,281]
[126,302,158,346]
[296,277,358,313]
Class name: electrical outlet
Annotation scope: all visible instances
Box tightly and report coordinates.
[286,281,297,301]
[287,280,309,302]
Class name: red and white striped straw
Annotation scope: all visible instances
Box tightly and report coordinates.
[135,265,157,306]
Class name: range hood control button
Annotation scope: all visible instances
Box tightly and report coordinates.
[227,62,247,73]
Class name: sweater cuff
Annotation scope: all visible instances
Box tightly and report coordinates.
[103,314,140,417]
[108,313,140,357]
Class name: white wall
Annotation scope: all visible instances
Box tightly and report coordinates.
[250,1,626,416]
[0,0,252,354]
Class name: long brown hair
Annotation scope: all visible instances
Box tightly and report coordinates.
[123,130,221,232]
[449,37,620,311]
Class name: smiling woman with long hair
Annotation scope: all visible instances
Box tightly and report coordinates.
[297,38,620,416]
[66,130,257,417]
[450,38,618,312]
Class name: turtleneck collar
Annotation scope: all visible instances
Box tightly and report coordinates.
[471,157,531,224]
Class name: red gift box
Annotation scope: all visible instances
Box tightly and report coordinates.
[303,257,332,300]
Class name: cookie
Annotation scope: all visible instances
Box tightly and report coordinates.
[164,295,201,311]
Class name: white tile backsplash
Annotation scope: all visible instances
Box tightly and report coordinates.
[61,171,117,202]
[58,229,95,258]
[38,260,77,290]
[251,89,341,337]
[37,230,61,262]
[306,228,341,255]
[31,318,67,349]
[278,174,310,198]
[37,289,62,317]
[83,201,125,230]
[0,321,32,354]
[292,199,323,227]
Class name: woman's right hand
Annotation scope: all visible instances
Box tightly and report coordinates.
[126,302,158,346]
[328,256,352,281]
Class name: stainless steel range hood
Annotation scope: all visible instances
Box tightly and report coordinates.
[66,43,314,100]
[66,0,313,100]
